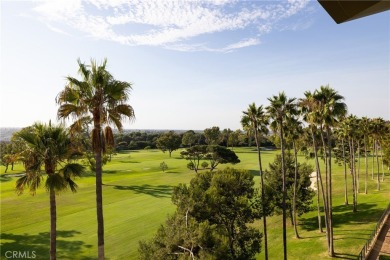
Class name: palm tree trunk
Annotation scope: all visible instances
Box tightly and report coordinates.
[342,138,348,205]
[364,137,368,194]
[372,141,375,180]
[319,126,331,253]
[94,111,105,260]
[350,138,357,213]
[292,141,300,239]
[357,142,360,193]
[96,148,105,260]
[326,127,334,257]
[254,129,268,260]
[311,129,324,233]
[376,140,380,191]
[280,124,287,260]
[50,188,57,260]
[380,142,385,181]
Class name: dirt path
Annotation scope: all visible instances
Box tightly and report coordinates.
[367,214,390,260]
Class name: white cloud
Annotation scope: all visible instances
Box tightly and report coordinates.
[31,0,311,52]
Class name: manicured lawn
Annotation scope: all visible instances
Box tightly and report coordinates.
[1,148,389,259]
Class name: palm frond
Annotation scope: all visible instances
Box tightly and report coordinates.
[66,178,79,193]
[60,163,86,179]
[16,172,43,195]
[58,104,87,120]
[105,80,132,101]
[68,116,92,134]
[45,173,67,193]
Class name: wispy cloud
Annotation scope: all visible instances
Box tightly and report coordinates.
[32,0,311,52]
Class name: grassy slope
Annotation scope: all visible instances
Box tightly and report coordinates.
[0,148,389,260]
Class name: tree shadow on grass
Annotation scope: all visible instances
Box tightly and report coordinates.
[300,203,384,232]
[118,160,140,164]
[333,252,356,259]
[1,230,94,260]
[248,169,260,178]
[105,184,173,198]
[0,175,12,182]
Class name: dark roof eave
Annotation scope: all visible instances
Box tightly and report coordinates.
[318,0,390,24]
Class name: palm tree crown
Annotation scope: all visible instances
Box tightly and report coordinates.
[16,122,85,260]
[57,58,135,134]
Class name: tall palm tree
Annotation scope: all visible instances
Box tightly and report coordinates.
[335,119,349,206]
[285,116,303,239]
[345,115,359,212]
[299,91,327,234]
[15,122,85,260]
[241,103,269,260]
[370,118,386,190]
[314,85,347,256]
[56,59,135,259]
[360,117,371,194]
[266,92,297,260]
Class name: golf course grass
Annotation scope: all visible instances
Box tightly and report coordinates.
[1,148,389,259]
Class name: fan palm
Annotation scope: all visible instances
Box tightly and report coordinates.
[335,117,350,206]
[344,115,359,212]
[313,85,347,256]
[284,115,303,238]
[370,117,386,190]
[56,58,135,259]
[360,117,371,194]
[299,91,327,234]
[15,122,85,260]
[241,102,269,260]
[266,92,297,260]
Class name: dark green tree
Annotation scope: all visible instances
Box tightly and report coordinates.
[156,131,182,157]
[139,168,262,259]
[180,145,208,173]
[205,145,240,171]
[160,161,168,173]
[264,153,315,225]
[204,126,221,145]
[182,130,197,147]
[180,145,240,173]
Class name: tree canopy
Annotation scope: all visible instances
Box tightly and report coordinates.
[139,168,262,260]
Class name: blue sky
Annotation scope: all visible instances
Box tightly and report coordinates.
[1,0,389,130]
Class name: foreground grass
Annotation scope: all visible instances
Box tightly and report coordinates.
[0,148,389,259]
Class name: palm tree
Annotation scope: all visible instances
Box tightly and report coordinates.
[370,118,386,190]
[360,117,370,194]
[299,91,327,234]
[345,115,359,212]
[314,85,347,256]
[286,117,304,239]
[335,119,349,206]
[15,122,85,260]
[241,103,269,260]
[56,59,135,259]
[266,92,297,260]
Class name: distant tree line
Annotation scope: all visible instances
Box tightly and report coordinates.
[113,126,275,152]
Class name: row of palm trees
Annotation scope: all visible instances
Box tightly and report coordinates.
[16,59,135,260]
[241,85,389,259]
[335,116,388,212]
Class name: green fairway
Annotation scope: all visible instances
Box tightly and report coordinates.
[1,148,389,259]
